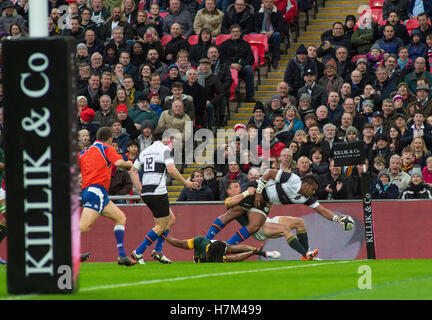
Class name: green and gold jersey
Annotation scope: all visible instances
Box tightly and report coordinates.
[187,236,227,263]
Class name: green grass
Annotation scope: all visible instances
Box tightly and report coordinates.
[1,259,431,300]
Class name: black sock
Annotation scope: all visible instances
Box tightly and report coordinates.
[297,230,309,251]
[287,235,307,256]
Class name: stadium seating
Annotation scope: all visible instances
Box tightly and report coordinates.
[405,18,420,34]
[251,45,260,89]
[369,0,385,8]
[215,34,231,46]
[243,34,270,71]
[187,35,199,46]
[160,35,172,48]
[370,7,386,25]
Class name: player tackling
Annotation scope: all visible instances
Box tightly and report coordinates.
[206,169,353,258]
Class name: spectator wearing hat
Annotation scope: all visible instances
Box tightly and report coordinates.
[406,84,432,116]
[128,95,159,128]
[371,111,386,136]
[366,43,385,71]
[401,165,432,198]
[202,164,220,200]
[177,169,214,201]
[407,29,427,62]
[220,24,256,102]
[265,95,284,121]
[297,93,314,122]
[116,104,140,139]
[351,12,379,55]
[387,154,412,194]
[284,44,318,98]
[395,82,416,109]
[355,58,376,86]
[393,94,405,112]
[197,57,225,129]
[297,68,327,110]
[318,60,344,96]
[247,101,273,144]
[0,1,24,33]
[148,91,164,117]
[368,132,396,165]
[137,120,154,152]
[79,107,99,143]
[371,169,399,199]
[76,43,91,65]
[93,94,117,127]
[161,64,184,89]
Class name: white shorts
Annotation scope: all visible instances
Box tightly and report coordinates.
[0,188,5,201]
[252,216,280,241]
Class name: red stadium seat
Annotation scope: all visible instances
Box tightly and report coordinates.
[229,68,239,101]
[160,12,169,18]
[369,0,385,8]
[406,18,420,34]
[370,7,385,25]
[243,34,269,67]
[160,35,172,48]
[188,35,199,46]
[215,34,231,46]
[351,54,366,63]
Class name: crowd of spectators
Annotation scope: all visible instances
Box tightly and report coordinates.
[1,0,432,202]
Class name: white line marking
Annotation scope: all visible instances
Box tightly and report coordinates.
[81,260,356,292]
[2,260,357,299]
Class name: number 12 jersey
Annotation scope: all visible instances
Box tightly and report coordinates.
[133,141,174,196]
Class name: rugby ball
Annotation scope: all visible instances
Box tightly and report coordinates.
[339,215,355,231]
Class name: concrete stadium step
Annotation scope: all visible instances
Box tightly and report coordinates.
[320,6,361,13]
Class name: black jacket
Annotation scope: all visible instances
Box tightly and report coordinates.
[220,38,255,67]
[221,3,255,35]
[283,57,317,96]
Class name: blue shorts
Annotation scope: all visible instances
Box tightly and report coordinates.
[81,185,110,214]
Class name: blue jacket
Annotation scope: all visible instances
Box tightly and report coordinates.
[407,0,432,17]
[371,180,399,199]
[374,36,404,55]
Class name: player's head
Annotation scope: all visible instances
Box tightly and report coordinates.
[226,180,241,197]
[96,126,114,143]
[300,174,319,197]
[204,241,227,262]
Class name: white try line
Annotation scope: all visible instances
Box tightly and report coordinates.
[81,260,358,292]
[2,260,359,299]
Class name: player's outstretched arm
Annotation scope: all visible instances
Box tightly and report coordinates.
[225,251,256,262]
[314,204,342,222]
[163,235,190,250]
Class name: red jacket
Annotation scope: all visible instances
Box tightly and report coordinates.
[274,0,297,24]
[257,141,286,159]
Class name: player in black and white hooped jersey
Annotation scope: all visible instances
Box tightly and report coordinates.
[129,127,198,264]
[206,169,351,260]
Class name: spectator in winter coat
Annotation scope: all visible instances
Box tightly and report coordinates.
[371,169,400,199]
